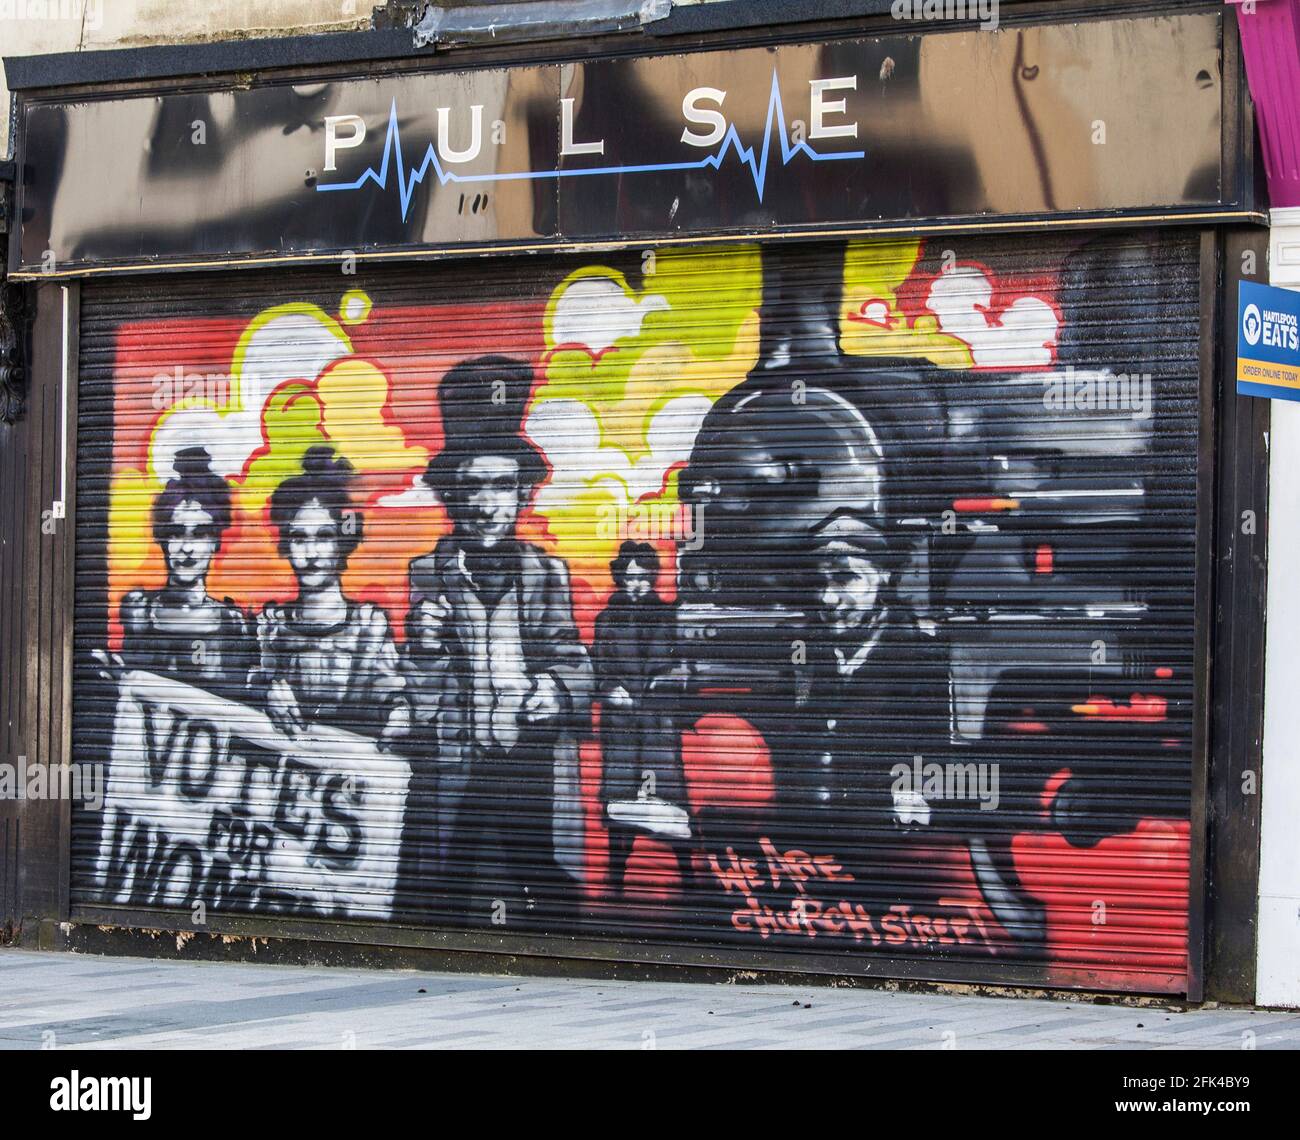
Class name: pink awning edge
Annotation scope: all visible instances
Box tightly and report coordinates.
[1232,0,1300,207]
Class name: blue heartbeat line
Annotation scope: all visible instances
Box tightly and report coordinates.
[317,71,866,221]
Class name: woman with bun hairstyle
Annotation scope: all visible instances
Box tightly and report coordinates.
[255,444,409,748]
[118,445,252,698]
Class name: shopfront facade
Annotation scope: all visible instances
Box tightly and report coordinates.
[0,0,1272,999]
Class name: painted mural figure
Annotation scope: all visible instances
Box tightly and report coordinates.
[405,356,593,925]
[795,514,950,824]
[593,541,696,897]
[256,445,409,748]
[116,446,252,698]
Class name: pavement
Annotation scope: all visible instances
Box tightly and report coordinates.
[2,948,1299,1049]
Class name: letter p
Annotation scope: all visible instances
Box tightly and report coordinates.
[324,114,367,173]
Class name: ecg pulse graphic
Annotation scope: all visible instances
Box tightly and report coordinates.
[317,71,866,221]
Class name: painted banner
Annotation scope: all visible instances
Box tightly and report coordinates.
[93,670,411,920]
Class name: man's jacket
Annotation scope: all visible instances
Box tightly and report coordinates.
[404,535,593,880]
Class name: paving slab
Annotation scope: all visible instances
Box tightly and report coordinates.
[2,949,1298,1049]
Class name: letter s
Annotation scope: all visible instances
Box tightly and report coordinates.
[681,87,728,148]
[313,775,363,869]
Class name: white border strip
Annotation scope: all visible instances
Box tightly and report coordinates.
[54,284,68,520]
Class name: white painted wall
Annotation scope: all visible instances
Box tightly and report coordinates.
[1259,205,1300,1007]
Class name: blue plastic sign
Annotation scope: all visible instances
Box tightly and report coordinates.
[1238,280,1300,401]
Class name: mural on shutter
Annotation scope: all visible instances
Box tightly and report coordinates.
[72,231,1198,992]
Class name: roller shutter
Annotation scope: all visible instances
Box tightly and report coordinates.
[71,229,1201,993]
